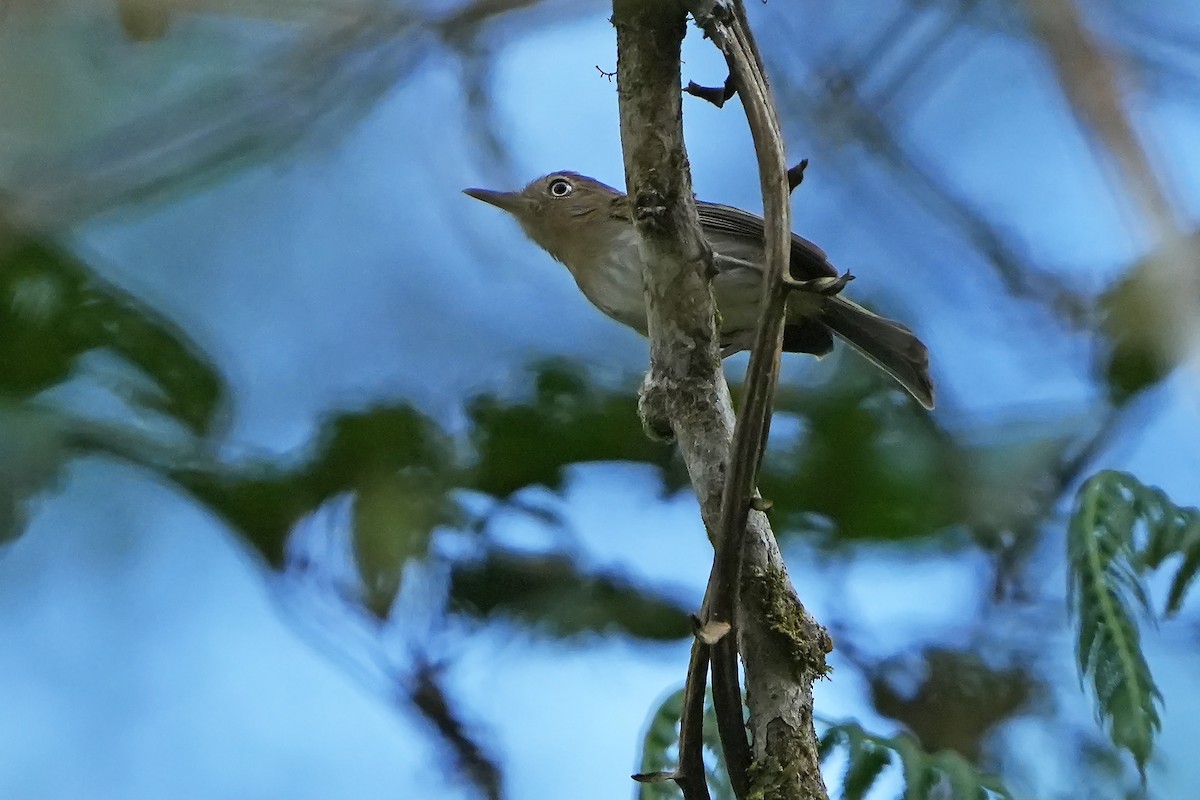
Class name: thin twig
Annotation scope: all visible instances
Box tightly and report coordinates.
[694,1,792,634]
[689,4,832,798]
[411,659,504,800]
[633,638,712,799]
[677,639,714,799]
[660,1,811,793]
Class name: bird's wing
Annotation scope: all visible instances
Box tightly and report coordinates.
[696,201,839,280]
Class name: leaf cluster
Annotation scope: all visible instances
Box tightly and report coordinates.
[1067,469,1200,775]
[635,690,1013,800]
[636,687,737,800]
[1,228,222,544]
[11,211,1200,799]
[817,719,1012,800]
[1,225,694,639]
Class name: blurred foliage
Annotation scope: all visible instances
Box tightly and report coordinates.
[637,687,735,800]
[868,649,1034,763]
[0,220,224,543]
[768,372,964,541]
[816,719,1013,800]
[0,226,222,433]
[168,364,690,629]
[173,405,457,574]
[468,364,684,498]
[451,548,692,640]
[1101,231,1200,404]
[1067,470,1200,774]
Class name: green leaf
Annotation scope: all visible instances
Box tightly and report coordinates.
[1068,471,1164,775]
[815,718,1012,800]
[0,233,224,434]
[352,472,457,618]
[450,549,692,641]
[841,734,889,800]
[173,404,451,568]
[764,369,961,542]
[467,361,679,498]
[636,686,736,800]
[890,734,936,800]
[1123,476,1200,616]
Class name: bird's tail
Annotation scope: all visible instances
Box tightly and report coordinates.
[820,296,935,409]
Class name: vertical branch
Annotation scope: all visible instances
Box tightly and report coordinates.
[612,4,728,797]
[612,0,725,427]
[614,1,831,799]
[691,4,796,796]
[699,0,791,643]
[690,4,833,799]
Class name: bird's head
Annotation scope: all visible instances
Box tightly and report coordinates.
[464,172,628,268]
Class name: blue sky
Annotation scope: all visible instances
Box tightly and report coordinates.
[3,3,1200,799]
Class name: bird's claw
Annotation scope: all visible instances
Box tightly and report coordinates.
[782,270,854,297]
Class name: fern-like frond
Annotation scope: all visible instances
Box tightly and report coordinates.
[1068,471,1164,775]
[636,686,735,800]
[1122,473,1200,615]
[818,723,890,800]
[638,688,686,800]
[816,718,1011,800]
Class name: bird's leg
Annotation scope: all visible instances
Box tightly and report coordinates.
[782,270,854,297]
[718,331,753,359]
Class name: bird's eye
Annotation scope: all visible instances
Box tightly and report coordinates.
[548,178,573,198]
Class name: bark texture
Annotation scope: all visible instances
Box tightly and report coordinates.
[612,2,831,798]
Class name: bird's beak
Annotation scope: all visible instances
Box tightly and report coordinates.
[463,187,530,215]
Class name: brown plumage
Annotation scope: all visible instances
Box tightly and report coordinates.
[465,171,934,409]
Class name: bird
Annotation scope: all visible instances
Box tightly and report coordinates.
[464,171,934,409]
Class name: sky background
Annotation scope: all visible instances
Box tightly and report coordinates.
[3,1,1200,798]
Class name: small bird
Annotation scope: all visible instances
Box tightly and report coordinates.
[464,172,934,409]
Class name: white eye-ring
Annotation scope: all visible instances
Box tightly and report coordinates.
[548,178,573,197]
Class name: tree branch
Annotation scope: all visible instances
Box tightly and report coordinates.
[698,0,792,654]
[693,5,832,799]
[613,2,831,798]
[612,5,726,798]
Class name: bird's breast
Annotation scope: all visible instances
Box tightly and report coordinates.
[567,228,649,333]
[563,228,825,338]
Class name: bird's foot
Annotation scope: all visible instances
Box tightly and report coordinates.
[782,270,854,296]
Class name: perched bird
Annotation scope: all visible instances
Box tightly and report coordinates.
[464,172,934,409]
